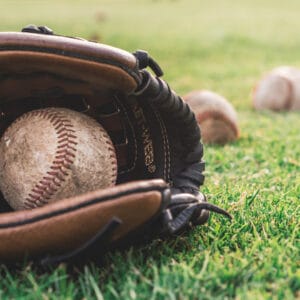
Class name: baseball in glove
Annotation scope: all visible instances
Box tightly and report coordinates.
[0,25,231,265]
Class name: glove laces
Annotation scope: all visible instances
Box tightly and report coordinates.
[162,193,232,234]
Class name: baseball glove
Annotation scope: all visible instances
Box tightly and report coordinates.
[0,25,231,265]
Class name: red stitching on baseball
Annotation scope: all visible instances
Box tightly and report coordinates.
[28,194,39,200]
[50,165,63,170]
[24,109,77,209]
[58,133,77,139]
[102,129,117,186]
[57,141,77,148]
[56,150,76,157]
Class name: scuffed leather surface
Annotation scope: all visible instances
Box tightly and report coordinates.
[0,179,166,261]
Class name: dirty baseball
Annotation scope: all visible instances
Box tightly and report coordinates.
[0,107,117,210]
[184,90,239,145]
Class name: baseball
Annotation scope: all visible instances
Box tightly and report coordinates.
[183,90,239,145]
[0,108,117,210]
[253,66,300,111]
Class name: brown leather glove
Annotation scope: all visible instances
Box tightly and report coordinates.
[0,25,231,265]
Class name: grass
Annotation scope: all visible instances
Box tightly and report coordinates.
[0,0,299,299]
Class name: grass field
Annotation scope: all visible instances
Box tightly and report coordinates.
[0,0,299,299]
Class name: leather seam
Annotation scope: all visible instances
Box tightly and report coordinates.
[0,184,167,229]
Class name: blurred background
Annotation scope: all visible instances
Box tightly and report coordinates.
[2,0,300,110]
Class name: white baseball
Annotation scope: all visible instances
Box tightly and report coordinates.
[183,90,239,145]
[0,107,117,210]
[253,66,300,111]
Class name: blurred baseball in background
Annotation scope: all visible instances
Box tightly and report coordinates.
[183,90,239,145]
[253,66,300,111]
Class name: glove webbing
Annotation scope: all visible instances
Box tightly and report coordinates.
[134,70,201,153]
